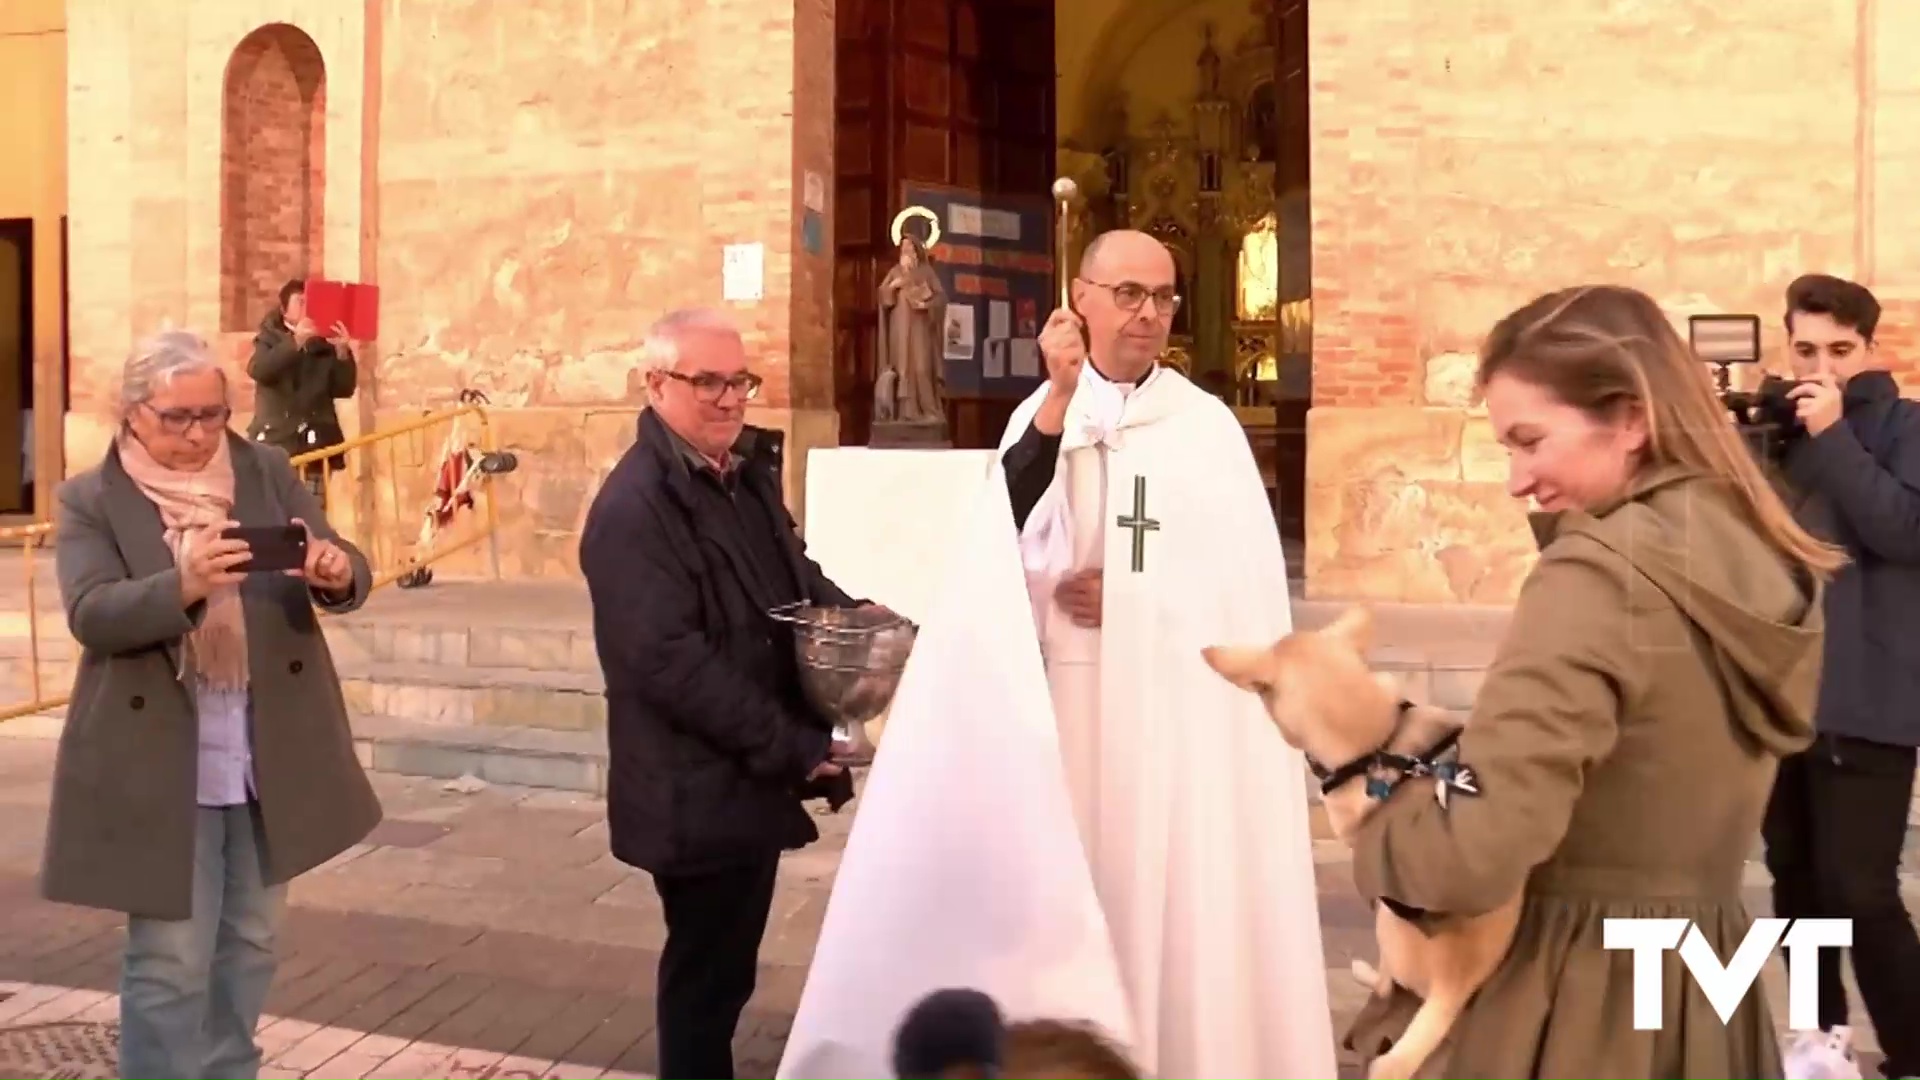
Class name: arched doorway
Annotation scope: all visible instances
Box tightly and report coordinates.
[220,23,326,333]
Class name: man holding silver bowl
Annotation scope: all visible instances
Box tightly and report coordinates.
[579,308,896,1080]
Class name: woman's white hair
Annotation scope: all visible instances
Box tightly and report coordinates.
[120,329,225,421]
[638,307,739,375]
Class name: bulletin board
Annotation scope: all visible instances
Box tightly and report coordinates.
[897,183,1055,400]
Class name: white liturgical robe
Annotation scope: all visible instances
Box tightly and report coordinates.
[777,366,1335,1080]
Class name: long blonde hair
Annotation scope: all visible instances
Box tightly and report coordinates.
[1478,285,1847,579]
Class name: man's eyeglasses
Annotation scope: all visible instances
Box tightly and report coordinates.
[143,403,232,435]
[1081,280,1182,317]
[663,371,764,403]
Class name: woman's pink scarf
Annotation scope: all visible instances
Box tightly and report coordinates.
[118,433,249,690]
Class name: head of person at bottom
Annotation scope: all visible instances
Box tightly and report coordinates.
[639,307,766,466]
[1069,230,1182,384]
[998,1019,1141,1080]
[120,329,234,473]
[1478,284,1846,578]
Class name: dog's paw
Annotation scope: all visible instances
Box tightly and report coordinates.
[1350,957,1382,989]
[1368,1051,1420,1080]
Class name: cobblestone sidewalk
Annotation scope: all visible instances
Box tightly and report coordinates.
[0,737,1909,1079]
[0,738,1380,1078]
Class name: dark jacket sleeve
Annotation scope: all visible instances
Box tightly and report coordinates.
[582,491,830,781]
[329,343,358,399]
[262,445,372,613]
[1798,403,1920,562]
[1002,421,1063,531]
[248,330,303,386]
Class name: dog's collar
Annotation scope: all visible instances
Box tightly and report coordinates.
[1306,701,1477,802]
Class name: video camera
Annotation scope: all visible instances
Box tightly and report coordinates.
[1691,314,1805,463]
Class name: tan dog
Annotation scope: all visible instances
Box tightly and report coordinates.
[1202,606,1522,1080]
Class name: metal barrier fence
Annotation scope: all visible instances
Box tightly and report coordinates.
[0,400,516,723]
[0,522,57,723]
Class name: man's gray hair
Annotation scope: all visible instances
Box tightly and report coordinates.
[120,329,224,419]
[638,307,740,374]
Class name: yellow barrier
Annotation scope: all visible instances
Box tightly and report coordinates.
[0,522,58,722]
[1,401,514,723]
[289,402,509,591]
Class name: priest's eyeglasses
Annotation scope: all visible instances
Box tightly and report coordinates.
[1081,280,1183,317]
[143,403,233,434]
[664,371,764,403]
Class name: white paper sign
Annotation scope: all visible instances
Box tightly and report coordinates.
[803,171,826,213]
[723,243,764,301]
[988,300,1011,340]
[980,208,1022,241]
[1010,337,1041,377]
[948,203,985,237]
[944,304,976,360]
[983,339,1008,378]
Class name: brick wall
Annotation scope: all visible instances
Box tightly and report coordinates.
[219,23,326,332]
[1308,0,1861,407]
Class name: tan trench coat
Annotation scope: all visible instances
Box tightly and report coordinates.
[43,434,382,920]
[1349,466,1824,1079]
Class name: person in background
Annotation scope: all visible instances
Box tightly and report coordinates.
[579,307,884,1080]
[45,329,381,1079]
[1765,273,1920,1080]
[997,1020,1142,1080]
[246,278,358,502]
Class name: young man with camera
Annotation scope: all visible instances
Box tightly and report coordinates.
[1763,274,1920,1080]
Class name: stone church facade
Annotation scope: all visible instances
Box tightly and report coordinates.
[15,0,1920,603]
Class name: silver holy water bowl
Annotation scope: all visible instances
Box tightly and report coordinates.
[768,603,919,765]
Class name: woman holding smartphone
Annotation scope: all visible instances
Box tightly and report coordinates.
[46,329,382,1080]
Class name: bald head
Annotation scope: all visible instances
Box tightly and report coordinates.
[1070,229,1179,382]
[1079,229,1174,282]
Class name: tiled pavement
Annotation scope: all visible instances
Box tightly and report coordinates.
[0,737,1911,1080]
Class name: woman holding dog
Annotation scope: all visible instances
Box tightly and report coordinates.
[1345,285,1842,1078]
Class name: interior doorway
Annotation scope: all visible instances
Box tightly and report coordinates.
[0,219,34,516]
[833,0,1055,450]
[831,0,1309,558]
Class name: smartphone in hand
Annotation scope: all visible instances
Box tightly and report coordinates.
[221,525,307,574]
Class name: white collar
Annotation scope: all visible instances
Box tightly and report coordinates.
[1085,359,1159,397]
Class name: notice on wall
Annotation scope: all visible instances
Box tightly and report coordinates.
[944,303,977,360]
[983,339,1008,379]
[722,243,764,301]
[1010,337,1041,378]
[803,171,826,213]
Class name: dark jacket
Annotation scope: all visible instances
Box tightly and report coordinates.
[45,433,381,920]
[246,310,357,461]
[1781,369,1920,747]
[579,409,859,877]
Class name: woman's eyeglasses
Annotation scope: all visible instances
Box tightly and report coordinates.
[663,371,764,403]
[143,404,232,435]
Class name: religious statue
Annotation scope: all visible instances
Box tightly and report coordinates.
[874,234,949,426]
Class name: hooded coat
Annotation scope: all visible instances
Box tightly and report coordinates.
[1345,465,1824,1078]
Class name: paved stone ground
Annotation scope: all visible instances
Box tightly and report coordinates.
[0,736,1913,1079]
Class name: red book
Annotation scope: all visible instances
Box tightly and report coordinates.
[302,279,380,341]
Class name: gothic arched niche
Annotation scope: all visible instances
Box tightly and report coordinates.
[1243,79,1277,162]
[220,23,326,332]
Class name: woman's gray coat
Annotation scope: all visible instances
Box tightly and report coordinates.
[43,432,382,920]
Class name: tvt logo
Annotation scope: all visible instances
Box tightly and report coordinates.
[1603,917,1851,1030]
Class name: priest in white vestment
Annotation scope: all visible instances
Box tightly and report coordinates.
[777,231,1335,1080]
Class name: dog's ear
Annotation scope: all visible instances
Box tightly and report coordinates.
[1201,644,1273,693]
[1321,605,1375,654]
[1371,670,1400,698]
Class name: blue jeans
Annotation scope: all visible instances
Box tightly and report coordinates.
[119,803,287,1080]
